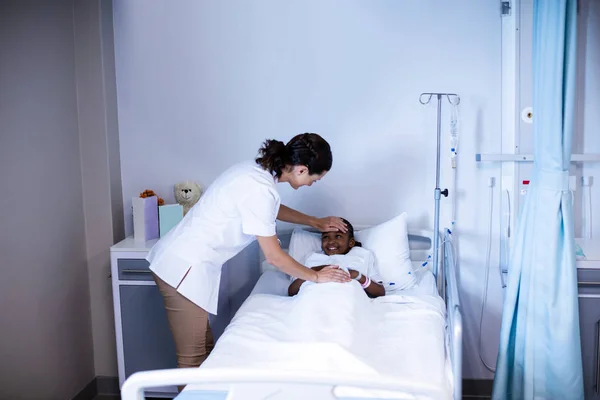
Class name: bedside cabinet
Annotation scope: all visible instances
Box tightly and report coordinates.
[110,237,178,398]
[577,241,600,399]
[110,236,261,398]
[578,267,600,400]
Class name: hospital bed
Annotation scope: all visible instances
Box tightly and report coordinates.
[121,228,462,400]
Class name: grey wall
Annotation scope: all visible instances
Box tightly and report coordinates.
[73,0,123,378]
[0,0,124,394]
[0,1,95,399]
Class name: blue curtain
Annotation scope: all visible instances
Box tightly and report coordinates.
[492,1,583,399]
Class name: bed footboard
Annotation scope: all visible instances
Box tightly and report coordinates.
[443,230,463,400]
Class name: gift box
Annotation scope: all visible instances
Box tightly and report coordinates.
[132,196,159,242]
[159,204,183,237]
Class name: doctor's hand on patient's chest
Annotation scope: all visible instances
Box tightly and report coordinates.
[315,265,351,283]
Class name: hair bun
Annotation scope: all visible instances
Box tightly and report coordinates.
[255,133,332,178]
[255,139,288,176]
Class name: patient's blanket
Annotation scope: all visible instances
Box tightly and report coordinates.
[200,281,448,386]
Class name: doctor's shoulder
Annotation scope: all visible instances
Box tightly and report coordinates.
[236,164,281,202]
[206,161,275,197]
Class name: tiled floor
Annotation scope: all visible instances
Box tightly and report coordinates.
[92,397,165,400]
[89,396,203,400]
[93,396,490,400]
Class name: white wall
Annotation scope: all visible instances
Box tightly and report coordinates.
[113,0,504,379]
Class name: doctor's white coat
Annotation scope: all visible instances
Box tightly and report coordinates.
[147,161,281,314]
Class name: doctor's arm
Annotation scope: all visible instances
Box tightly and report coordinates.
[257,236,350,284]
[287,265,328,296]
[277,205,347,233]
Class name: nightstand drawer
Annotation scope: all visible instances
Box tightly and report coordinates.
[578,269,600,297]
[118,259,153,281]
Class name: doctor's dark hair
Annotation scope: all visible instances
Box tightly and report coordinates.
[255,133,333,178]
[342,218,362,247]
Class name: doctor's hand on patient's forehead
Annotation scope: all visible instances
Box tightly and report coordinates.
[313,216,347,233]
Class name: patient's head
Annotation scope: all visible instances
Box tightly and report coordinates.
[321,218,361,256]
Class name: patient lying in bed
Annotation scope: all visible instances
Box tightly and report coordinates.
[288,219,385,298]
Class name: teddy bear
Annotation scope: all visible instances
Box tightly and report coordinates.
[174,181,203,215]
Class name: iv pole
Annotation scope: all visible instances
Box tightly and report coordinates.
[419,92,460,289]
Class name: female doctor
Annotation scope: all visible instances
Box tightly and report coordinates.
[147,132,351,377]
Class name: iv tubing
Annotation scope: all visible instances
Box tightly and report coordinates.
[479,180,497,373]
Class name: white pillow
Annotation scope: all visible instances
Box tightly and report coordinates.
[355,212,415,290]
[288,228,321,264]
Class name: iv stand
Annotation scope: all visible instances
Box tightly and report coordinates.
[419,92,460,289]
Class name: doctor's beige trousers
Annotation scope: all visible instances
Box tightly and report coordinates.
[153,272,214,380]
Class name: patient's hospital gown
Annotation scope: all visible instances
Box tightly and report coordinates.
[292,246,383,288]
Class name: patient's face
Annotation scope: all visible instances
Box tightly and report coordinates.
[321,231,355,256]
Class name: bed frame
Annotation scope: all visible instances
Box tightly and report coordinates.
[120,227,462,400]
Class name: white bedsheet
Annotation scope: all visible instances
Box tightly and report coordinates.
[182,269,450,399]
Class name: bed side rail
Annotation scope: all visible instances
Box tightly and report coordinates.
[121,368,449,400]
[443,230,463,400]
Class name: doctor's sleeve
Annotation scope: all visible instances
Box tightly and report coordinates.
[238,185,279,238]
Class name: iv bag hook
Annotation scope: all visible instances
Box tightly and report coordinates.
[419,93,461,106]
